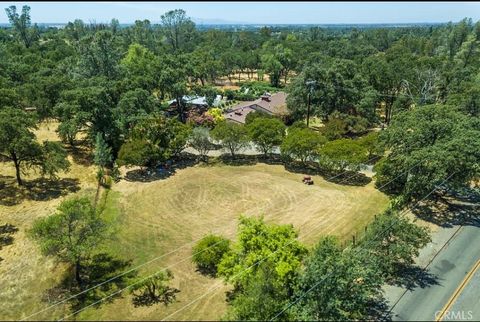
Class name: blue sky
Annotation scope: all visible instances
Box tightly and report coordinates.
[1,2,479,24]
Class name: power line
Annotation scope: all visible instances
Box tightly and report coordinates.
[159,162,423,321]
[22,154,380,321]
[268,172,456,321]
[59,158,384,321]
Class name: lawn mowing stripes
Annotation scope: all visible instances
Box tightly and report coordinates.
[159,161,422,321]
[268,172,456,321]
[60,161,380,321]
[22,154,380,321]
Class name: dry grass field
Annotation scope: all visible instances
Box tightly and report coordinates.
[75,163,389,321]
[0,121,390,321]
[0,121,98,321]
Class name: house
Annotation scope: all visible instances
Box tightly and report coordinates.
[167,95,223,110]
[224,92,288,124]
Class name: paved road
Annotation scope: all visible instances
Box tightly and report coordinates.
[442,260,480,321]
[386,224,480,321]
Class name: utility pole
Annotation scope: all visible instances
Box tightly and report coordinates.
[305,80,316,128]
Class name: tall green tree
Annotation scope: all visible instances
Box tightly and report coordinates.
[211,121,249,157]
[320,138,368,172]
[281,127,326,163]
[292,236,385,321]
[225,262,294,321]
[189,126,212,160]
[30,196,107,287]
[0,108,70,185]
[360,209,431,280]
[217,216,307,292]
[160,9,196,52]
[375,104,480,200]
[247,117,286,156]
[5,5,38,48]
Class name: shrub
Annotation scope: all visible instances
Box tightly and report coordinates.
[186,110,215,128]
[192,234,231,276]
[224,89,235,100]
[206,107,225,124]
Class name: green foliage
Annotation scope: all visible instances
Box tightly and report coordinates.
[281,127,326,163]
[210,121,249,156]
[94,132,113,168]
[117,138,153,168]
[0,107,69,185]
[5,5,39,48]
[57,85,121,154]
[293,236,385,321]
[29,196,107,285]
[287,59,370,122]
[192,234,231,276]
[320,118,348,140]
[205,107,224,124]
[224,89,235,100]
[39,141,71,180]
[120,43,158,91]
[244,110,273,125]
[360,210,431,280]
[114,88,156,134]
[320,138,368,171]
[167,118,192,157]
[189,126,212,160]
[246,117,286,156]
[358,131,383,159]
[161,9,197,52]
[123,114,191,166]
[375,104,480,200]
[77,31,120,79]
[224,262,294,321]
[217,216,307,291]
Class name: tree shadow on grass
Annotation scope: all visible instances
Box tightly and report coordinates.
[25,178,81,201]
[0,175,22,206]
[66,144,94,167]
[131,287,180,308]
[194,265,218,278]
[0,223,18,248]
[218,154,258,166]
[43,253,137,313]
[326,171,372,186]
[124,153,199,183]
[0,177,80,206]
[284,162,372,186]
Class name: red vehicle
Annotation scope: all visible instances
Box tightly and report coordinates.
[302,176,314,185]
